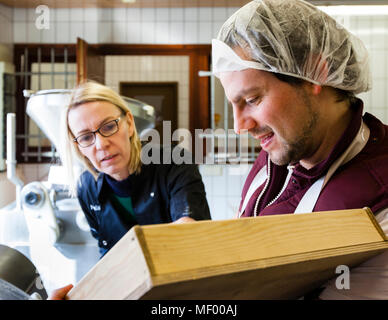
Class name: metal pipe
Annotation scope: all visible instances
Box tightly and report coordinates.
[64,47,68,89]
[6,113,24,211]
[24,48,28,162]
[50,48,55,89]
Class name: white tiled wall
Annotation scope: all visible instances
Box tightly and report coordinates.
[7,6,388,124]
[11,7,239,45]
[199,164,252,221]
[0,3,12,44]
[333,14,388,124]
[105,55,189,129]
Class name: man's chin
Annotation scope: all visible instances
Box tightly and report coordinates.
[268,151,291,166]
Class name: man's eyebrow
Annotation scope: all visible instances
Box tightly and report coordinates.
[75,115,118,136]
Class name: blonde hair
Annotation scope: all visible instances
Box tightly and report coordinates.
[61,81,142,195]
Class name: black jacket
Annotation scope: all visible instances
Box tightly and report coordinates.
[77,154,211,256]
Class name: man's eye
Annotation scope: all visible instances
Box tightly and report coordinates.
[246,97,259,105]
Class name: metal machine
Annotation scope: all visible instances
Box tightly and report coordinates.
[0,89,155,296]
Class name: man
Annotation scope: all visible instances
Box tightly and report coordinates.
[213,0,388,299]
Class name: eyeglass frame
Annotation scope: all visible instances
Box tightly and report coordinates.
[72,116,122,148]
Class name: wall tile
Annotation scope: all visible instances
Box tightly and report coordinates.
[112,8,126,22]
[14,8,27,22]
[198,22,212,43]
[112,21,127,43]
[370,50,386,79]
[198,7,212,22]
[69,8,84,22]
[184,8,198,22]
[27,8,36,22]
[13,22,27,43]
[141,21,155,44]
[0,4,12,21]
[98,8,112,22]
[56,8,70,22]
[371,108,387,121]
[84,21,98,43]
[212,7,227,21]
[211,196,228,220]
[226,173,243,197]
[27,21,41,43]
[212,21,224,38]
[69,22,83,43]
[127,8,141,22]
[226,196,240,219]
[98,22,112,43]
[84,8,99,22]
[154,21,169,44]
[170,8,184,21]
[184,22,197,43]
[156,8,169,22]
[169,22,184,43]
[372,79,386,108]
[141,8,155,22]
[127,22,141,43]
[55,22,69,43]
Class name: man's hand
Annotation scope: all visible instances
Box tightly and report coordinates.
[48,284,73,300]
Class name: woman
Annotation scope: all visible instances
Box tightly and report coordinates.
[62,81,211,256]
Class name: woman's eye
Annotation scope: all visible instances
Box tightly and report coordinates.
[101,122,117,134]
[79,134,93,143]
[104,123,115,130]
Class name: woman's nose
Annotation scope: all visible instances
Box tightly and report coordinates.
[94,133,110,150]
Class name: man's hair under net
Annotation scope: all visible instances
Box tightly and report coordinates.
[213,0,371,94]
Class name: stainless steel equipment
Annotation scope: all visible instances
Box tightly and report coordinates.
[0,244,47,299]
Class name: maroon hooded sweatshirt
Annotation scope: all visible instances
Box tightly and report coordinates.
[239,99,388,217]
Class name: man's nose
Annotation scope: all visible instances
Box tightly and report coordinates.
[232,106,256,134]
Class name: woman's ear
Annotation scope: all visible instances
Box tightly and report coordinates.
[125,111,135,137]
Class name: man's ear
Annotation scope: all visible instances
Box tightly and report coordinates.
[312,84,322,96]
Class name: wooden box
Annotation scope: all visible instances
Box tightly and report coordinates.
[68,208,388,300]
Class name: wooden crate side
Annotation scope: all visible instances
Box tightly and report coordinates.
[140,209,385,275]
[67,227,152,300]
[141,243,388,299]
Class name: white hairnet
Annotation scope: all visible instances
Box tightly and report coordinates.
[212,0,371,94]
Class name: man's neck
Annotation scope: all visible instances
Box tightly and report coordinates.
[299,100,354,170]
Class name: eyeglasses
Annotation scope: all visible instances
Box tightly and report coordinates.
[73,117,121,147]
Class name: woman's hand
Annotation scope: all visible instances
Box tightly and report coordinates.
[48,284,74,300]
[173,216,196,224]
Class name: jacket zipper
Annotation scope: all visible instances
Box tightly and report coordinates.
[253,157,295,216]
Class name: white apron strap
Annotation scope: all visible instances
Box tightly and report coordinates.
[239,165,267,216]
[294,175,325,214]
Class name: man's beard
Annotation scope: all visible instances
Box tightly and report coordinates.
[269,92,319,166]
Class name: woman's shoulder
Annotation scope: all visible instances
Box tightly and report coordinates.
[79,170,96,183]
[77,170,101,194]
